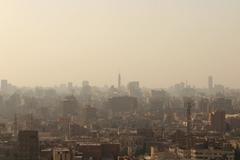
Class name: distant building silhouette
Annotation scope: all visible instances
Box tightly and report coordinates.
[208,76,213,90]
[84,105,97,123]
[127,81,142,98]
[68,82,73,89]
[212,97,233,113]
[1,80,8,91]
[198,98,210,113]
[62,95,79,116]
[81,81,92,105]
[108,96,138,113]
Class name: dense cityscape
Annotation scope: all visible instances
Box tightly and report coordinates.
[0,75,239,160]
[1,1,240,160]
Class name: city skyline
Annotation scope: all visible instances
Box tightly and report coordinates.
[1,0,240,87]
[0,75,230,89]
[1,1,240,160]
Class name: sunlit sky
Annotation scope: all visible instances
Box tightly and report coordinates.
[0,0,240,88]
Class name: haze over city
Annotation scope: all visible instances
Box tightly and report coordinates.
[2,1,240,160]
[1,0,240,88]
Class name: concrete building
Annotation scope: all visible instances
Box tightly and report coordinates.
[17,130,40,160]
[212,98,233,113]
[75,143,120,160]
[191,148,234,160]
[0,142,15,160]
[101,143,120,160]
[175,146,234,160]
[226,113,240,130]
[198,98,210,113]
[84,105,97,122]
[149,90,168,111]
[62,95,79,116]
[53,148,71,160]
[210,110,226,133]
[76,143,102,160]
[40,148,52,160]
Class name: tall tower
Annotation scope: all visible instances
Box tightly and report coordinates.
[118,73,121,89]
[208,76,213,90]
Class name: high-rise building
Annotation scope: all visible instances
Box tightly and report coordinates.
[208,76,213,90]
[62,95,79,116]
[127,81,142,98]
[17,130,40,160]
[1,80,8,91]
[210,110,226,133]
[81,81,92,105]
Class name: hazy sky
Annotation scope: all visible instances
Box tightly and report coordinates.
[1,0,240,88]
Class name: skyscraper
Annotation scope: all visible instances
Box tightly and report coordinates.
[208,76,213,90]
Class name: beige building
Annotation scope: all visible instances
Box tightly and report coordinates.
[174,147,234,160]
[53,148,71,160]
[191,148,234,160]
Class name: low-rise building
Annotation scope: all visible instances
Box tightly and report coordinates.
[191,147,234,160]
